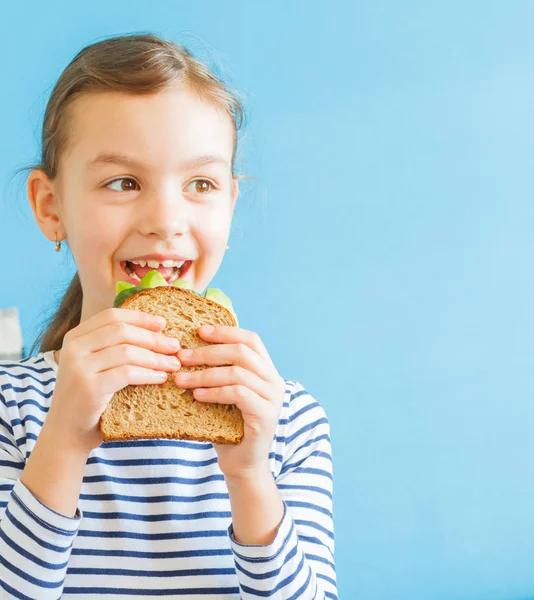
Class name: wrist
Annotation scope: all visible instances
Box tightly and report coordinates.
[22,417,89,519]
[223,461,273,487]
[41,415,93,458]
[224,464,284,546]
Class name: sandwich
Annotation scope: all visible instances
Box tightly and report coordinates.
[99,270,244,444]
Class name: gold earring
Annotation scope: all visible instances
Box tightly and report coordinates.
[54,232,61,252]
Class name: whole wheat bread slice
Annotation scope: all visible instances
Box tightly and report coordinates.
[99,286,244,444]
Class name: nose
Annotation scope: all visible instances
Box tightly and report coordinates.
[137,182,189,240]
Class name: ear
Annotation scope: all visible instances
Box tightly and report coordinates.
[231,176,239,209]
[27,169,64,241]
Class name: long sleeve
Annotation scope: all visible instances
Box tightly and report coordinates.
[228,381,337,599]
[0,391,83,600]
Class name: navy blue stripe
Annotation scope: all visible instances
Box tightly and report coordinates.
[86,455,218,468]
[277,483,332,501]
[306,553,335,570]
[291,434,331,460]
[287,564,313,600]
[102,439,212,450]
[278,400,319,426]
[2,385,53,401]
[5,506,73,553]
[0,460,23,470]
[63,586,241,596]
[17,397,50,411]
[287,401,320,424]
[279,554,307,598]
[285,418,328,445]
[4,397,50,413]
[240,552,305,597]
[0,363,54,375]
[295,519,335,540]
[79,491,229,503]
[0,460,24,470]
[0,552,64,589]
[280,450,332,475]
[234,541,298,580]
[82,473,225,485]
[12,414,45,428]
[71,547,233,559]
[268,451,283,463]
[67,566,235,578]
[82,509,231,521]
[0,414,14,436]
[299,534,335,552]
[77,528,227,540]
[289,466,332,480]
[317,572,337,587]
[19,432,38,444]
[11,492,79,536]
[0,370,56,386]
[0,526,68,570]
[286,500,333,519]
[289,388,310,402]
[0,578,37,600]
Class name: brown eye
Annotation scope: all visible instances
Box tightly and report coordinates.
[196,180,210,193]
[106,178,139,192]
[186,179,214,194]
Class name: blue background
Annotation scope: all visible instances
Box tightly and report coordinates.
[2,1,534,598]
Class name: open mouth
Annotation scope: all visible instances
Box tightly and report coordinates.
[120,259,193,285]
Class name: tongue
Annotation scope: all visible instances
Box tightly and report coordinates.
[130,263,175,281]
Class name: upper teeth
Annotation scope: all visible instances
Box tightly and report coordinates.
[129,259,186,268]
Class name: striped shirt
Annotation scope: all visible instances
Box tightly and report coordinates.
[0,350,337,599]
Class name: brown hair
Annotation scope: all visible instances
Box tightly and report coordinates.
[24,33,245,357]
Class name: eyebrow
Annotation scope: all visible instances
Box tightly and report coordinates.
[85,152,230,172]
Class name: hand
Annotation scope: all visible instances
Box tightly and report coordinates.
[175,325,286,480]
[46,308,182,453]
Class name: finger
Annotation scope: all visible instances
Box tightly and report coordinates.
[97,364,170,395]
[176,365,272,401]
[197,326,275,367]
[66,307,167,342]
[178,343,275,383]
[90,344,181,374]
[73,320,181,358]
[192,384,269,418]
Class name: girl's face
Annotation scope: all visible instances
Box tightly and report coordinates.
[38,86,238,322]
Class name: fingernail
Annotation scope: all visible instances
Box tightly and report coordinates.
[201,325,214,334]
[178,372,191,380]
[180,349,193,358]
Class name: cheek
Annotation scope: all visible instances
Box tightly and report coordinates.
[68,205,127,259]
[195,204,232,244]
[191,206,232,281]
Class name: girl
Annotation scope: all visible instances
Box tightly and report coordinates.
[0,33,336,599]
